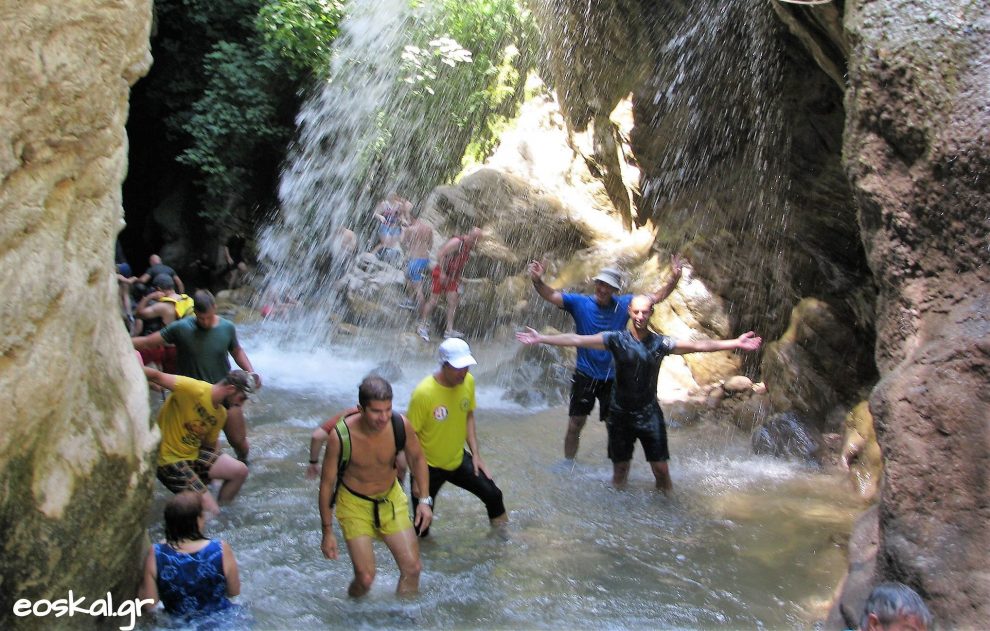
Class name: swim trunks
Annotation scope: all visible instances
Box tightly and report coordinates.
[406,257,429,282]
[156,447,221,494]
[335,479,412,540]
[568,371,613,421]
[606,402,669,463]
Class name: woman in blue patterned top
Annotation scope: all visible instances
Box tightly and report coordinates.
[138,491,240,619]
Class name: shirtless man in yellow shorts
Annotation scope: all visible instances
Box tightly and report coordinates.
[318,375,433,597]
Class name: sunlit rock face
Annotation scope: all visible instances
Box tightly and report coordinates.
[0,1,156,626]
[530,0,876,417]
[843,1,990,625]
[531,0,989,623]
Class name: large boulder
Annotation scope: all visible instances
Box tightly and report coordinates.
[842,1,990,624]
[0,1,155,627]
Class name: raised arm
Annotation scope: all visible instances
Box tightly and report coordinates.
[134,291,164,320]
[647,253,683,304]
[142,365,177,391]
[527,260,564,308]
[515,327,607,350]
[672,331,762,355]
[317,430,342,560]
[401,416,434,532]
[172,274,185,294]
[132,331,166,351]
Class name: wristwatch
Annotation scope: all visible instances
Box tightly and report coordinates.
[419,496,434,507]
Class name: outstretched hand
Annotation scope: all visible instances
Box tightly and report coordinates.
[736,331,762,352]
[527,260,545,281]
[515,327,542,345]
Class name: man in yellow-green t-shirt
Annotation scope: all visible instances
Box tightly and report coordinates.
[407,338,507,536]
[143,365,255,517]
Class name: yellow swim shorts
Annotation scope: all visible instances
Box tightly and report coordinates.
[335,479,412,541]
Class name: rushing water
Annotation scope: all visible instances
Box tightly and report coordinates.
[142,328,858,629]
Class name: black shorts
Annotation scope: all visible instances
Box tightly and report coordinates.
[568,371,613,421]
[606,403,669,463]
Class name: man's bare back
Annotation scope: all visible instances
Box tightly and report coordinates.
[401,220,433,259]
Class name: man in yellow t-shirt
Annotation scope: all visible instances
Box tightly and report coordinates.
[407,338,507,536]
[143,365,254,517]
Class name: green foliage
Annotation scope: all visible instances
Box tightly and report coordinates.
[380,0,538,192]
[256,0,345,80]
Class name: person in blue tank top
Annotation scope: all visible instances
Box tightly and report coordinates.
[527,256,683,461]
[139,491,240,620]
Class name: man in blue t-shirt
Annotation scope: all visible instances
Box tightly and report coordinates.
[517,295,762,491]
[527,256,682,460]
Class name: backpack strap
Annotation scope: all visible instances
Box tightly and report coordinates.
[329,412,404,508]
[329,418,352,508]
[391,412,406,452]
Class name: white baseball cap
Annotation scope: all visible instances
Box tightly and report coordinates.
[438,338,477,369]
[592,267,623,290]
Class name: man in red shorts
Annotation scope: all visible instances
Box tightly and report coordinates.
[416,227,483,342]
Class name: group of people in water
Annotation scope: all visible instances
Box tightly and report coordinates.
[130,223,933,627]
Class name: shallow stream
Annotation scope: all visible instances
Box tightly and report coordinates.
[143,331,858,629]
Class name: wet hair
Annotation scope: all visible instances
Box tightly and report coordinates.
[163,491,206,547]
[152,273,174,290]
[860,582,933,630]
[193,290,216,314]
[220,369,255,394]
[358,375,393,407]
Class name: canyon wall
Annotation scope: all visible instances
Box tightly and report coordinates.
[0,1,156,627]
[531,0,989,624]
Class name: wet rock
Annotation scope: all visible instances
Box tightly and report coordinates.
[369,360,403,383]
[840,401,881,502]
[496,329,575,407]
[722,375,754,396]
[751,412,823,463]
[762,298,873,433]
[825,505,879,629]
[0,0,156,619]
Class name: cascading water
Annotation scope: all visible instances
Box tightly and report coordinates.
[153,2,864,627]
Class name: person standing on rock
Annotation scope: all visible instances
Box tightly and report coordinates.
[317,376,433,597]
[406,338,507,535]
[142,366,254,516]
[133,274,194,370]
[399,206,433,312]
[516,294,761,492]
[133,290,260,464]
[417,227,483,341]
[527,255,683,462]
[136,253,186,295]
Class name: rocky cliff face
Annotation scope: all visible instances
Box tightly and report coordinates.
[531,0,989,624]
[842,1,990,625]
[0,1,155,627]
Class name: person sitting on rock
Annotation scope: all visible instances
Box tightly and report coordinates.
[138,491,241,621]
[859,582,933,631]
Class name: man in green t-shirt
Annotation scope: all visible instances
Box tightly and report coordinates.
[133,290,260,463]
[143,366,254,517]
[406,338,507,536]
